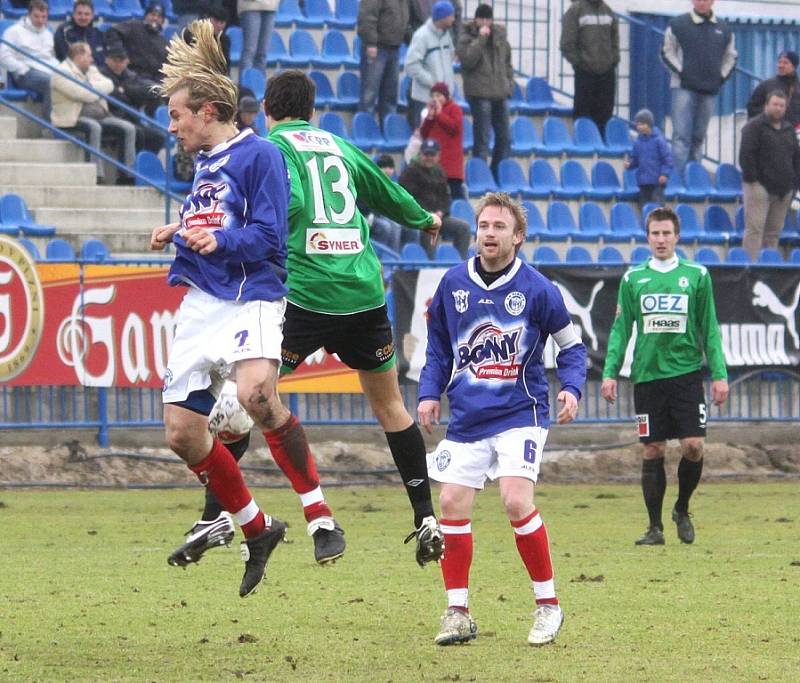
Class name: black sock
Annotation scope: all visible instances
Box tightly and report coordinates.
[385,424,434,528]
[675,457,703,515]
[202,434,250,521]
[641,457,666,530]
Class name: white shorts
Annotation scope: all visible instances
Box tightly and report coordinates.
[163,287,286,404]
[427,426,549,489]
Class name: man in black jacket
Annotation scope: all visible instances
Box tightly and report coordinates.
[746,51,800,129]
[399,139,471,258]
[740,90,800,260]
[54,0,105,63]
[105,3,168,85]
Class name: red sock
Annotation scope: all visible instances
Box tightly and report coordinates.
[264,415,332,522]
[440,518,472,610]
[511,508,558,606]
[190,439,265,538]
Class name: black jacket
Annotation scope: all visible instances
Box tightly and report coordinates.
[398,160,451,215]
[98,63,161,122]
[105,20,168,83]
[746,74,800,126]
[739,113,800,196]
[54,18,106,63]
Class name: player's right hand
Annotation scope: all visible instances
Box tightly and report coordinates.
[424,213,442,248]
[150,222,180,251]
[418,399,441,434]
[600,378,617,404]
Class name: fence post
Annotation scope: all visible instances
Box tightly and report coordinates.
[97,387,109,447]
[288,393,299,418]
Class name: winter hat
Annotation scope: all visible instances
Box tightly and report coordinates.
[779,50,799,69]
[420,138,441,155]
[634,108,654,127]
[238,96,260,114]
[475,4,493,20]
[431,1,455,22]
[430,81,450,99]
[144,2,165,17]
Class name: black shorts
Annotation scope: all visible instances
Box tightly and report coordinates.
[281,302,395,373]
[633,371,707,443]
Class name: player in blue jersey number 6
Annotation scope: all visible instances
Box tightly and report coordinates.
[418,192,587,647]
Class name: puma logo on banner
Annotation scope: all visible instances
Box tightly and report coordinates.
[554,281,604,350]
[752,281,800,349]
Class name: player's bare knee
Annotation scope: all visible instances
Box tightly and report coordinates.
[643,442,666,460]
[682,439,704,461]
[165,421,201,461]
[500,491,531,520]
[241,388,283,429]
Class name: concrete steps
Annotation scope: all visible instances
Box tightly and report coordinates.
[0,138,84,163]
[5,184,172,210]
[0,161,97,186]
[34,207,179,232]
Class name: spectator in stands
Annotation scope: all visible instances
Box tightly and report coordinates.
[405,1,456,130]
[661,0,737,174]
[457,3,512,180]
[50,42,137,183]
[54,0,105,64]
[399,139,471,258]
[237,0,277,80]
[357,0,408,126]
[185,6,232,73]
[235,94,260,132]
[739,90,800,261]
[560,0,619,136]
[0,0,58,115]
[105,2,169,86]
[173,0,202,31]
[746,51,800,131]
[624,109,673,210]
[420,81,464,200]
[99,44,166,154]
[407,0,462,43]
[367,155,424,253]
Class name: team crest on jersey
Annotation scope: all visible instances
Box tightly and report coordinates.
[504,291,526,316]
[282,129,343,155]
[182,182,229,231]
[452,289,469,313]
[306,228,363,254]
[209,154,230,173]
[456,321,522,379]
[435,449,451,471]
[679,276,689,289]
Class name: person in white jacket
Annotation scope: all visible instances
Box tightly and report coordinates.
[0,0,58,115]
[404,0,456,129]
[50,42,137,183]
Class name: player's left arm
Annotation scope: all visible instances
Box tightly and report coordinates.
[696,269,729,405]
[418,282,454,430]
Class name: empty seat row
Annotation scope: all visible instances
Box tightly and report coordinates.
[0,194,56,237]
[16,237,110,261]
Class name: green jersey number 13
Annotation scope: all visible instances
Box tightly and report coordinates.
[305,155,357,225]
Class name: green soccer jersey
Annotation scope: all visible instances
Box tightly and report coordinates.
[603,256,728,384]
[268,120,434,314]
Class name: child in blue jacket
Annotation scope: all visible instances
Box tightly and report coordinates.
[625,109,673,210]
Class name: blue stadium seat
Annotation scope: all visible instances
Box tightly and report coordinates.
[509,117,541,156]
[134,151,192,193]
[321,29,359,69]
[329,0,358,29]
[109,0,145,20]
[726,246,751,264]
[619,167,641,201]
[398,42,408,68]
[572,117,606,156]
[226,26,242,65]
[266,32,289,67]
[47,0,73,19]
[680,161,719,202]
[598,245,624,263]
[80,238,110,261]
[462,117,473,153]
[715,163,742,202]
[17,237,41,260]
[630,245,651,263]
[641,202,660,225]
[533,245,560,263]
[497,159,534,198]
[465,158,498,197]
[588,161,622,201]
[400,242,429,262]
[509,81,533,115]
[397,74,411,111]
[604,117,633,156]
[547,201,578,238]
[0,1,27,18]
[240,67,266,98]
[351,112,386,151]
[301,0,333,28]
[577,202,611,239]
[308,71,335,108]
[452,84,470,115]
[664,168,686,201]
[382,114,411,152]
[779,209,800,246]
[319,111,349,140]
[790,247,800,264]
[609,202,643,241]
[334,71,360,110]
[521,201,546,239]
[372,240,401,262]
[554,160,590,200]
[435,244,462,262]
[45,238,76,260]
[285,29,321,67]
[528,159,559,199]
[566,245,593,263]
[704,205,736,242]
[758,247,784,264]
[450,198,475,225]
[674,203,703,241]
[541,117,577,156]
[0,193,56,236]
[694,247,720,264]
[676,247,688,259]
[275,0,305,27]
[525,77,571,115]
[253,111,268,137]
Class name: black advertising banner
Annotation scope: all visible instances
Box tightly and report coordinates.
[391,265,800,383]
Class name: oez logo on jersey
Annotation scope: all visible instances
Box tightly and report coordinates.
[456,321,522,379]
[640,293,688,334]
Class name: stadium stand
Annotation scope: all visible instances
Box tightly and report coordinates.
[509,117,541,156]
[694,247,721,264]
[319,111,349,139]
[329,0,358,30]
[715,163,742,201]
[726,246,751,263]
[528,159,559,199]
[589,161,623,201]
[572,117,606,156]
[532,245,560,263]
[547,201,578,238]
[521,200,546,239]
[449,198,475,225]
[541,116,578,156]
[598,245,624,263]
[400,242,429,262]
[630,245,651,262]
[554,160,590,200]
[525,77,570,115]
[0,193,56,236]
[577,202,611,239]
[465,158,498,197]
[321,30,359,69]
[334,72,360,110]
[609,202,643,241]
[45,238,76,260]
[566,245,593,263]
[134,151,192,193]
[276,0,305,28]
[757,248,784,264]
[309,71,336,108]
[17,237,41,260]
[434,244,462,262]
[351,111,386,152]
[604,117,633,156]
[497,158,533,198]
[80,238,110,261]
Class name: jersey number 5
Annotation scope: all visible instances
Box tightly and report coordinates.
[306,155,356,225]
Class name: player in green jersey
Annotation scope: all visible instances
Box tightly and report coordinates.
[601,206,729,546]
[265,70,445,565]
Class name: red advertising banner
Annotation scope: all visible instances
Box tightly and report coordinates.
[0,237,359,391]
